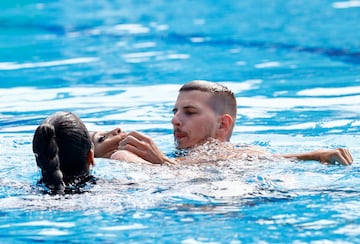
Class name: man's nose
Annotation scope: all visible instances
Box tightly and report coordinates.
[171,113,181,126]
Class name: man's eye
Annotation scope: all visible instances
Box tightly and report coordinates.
[185,111,196,115]
[98,136,106,143]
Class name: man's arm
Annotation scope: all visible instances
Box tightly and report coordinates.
[118,132,353,166]
[280,148,353,166]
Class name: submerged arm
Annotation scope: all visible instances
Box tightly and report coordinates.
[110,150,152,164]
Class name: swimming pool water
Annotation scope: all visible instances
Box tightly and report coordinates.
[0,0,360,243]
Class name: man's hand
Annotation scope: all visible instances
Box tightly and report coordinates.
[315,148,353,166]
[118,131,175,165]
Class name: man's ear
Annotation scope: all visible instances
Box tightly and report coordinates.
[216,114,234,141]
[87,149,95,167]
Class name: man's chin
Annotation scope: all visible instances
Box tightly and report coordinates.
[175,140,190,150]
[174,139,184,149]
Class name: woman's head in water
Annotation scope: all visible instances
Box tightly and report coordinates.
[32,112,95,194]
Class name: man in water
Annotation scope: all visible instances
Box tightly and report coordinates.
[113,80,353,165]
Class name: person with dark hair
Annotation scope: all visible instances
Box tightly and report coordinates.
[113,80,353,165]
[32,111,96,194]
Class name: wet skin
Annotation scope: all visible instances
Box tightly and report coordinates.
[171,90,222,149]
[91,128,127,158]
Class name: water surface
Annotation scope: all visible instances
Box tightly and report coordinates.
[0,0,360,243]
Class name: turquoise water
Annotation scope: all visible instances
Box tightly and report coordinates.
[1,0,360,243]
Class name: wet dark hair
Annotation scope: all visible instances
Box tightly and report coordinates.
[32,112,93,194]
[179,80,237,120]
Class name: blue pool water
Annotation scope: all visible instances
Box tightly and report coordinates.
[1,0,360,243]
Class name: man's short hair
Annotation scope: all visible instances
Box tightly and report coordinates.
[179,80,237,120]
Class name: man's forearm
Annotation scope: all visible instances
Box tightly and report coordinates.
[281,151,321,161]
[279,148,353,166]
